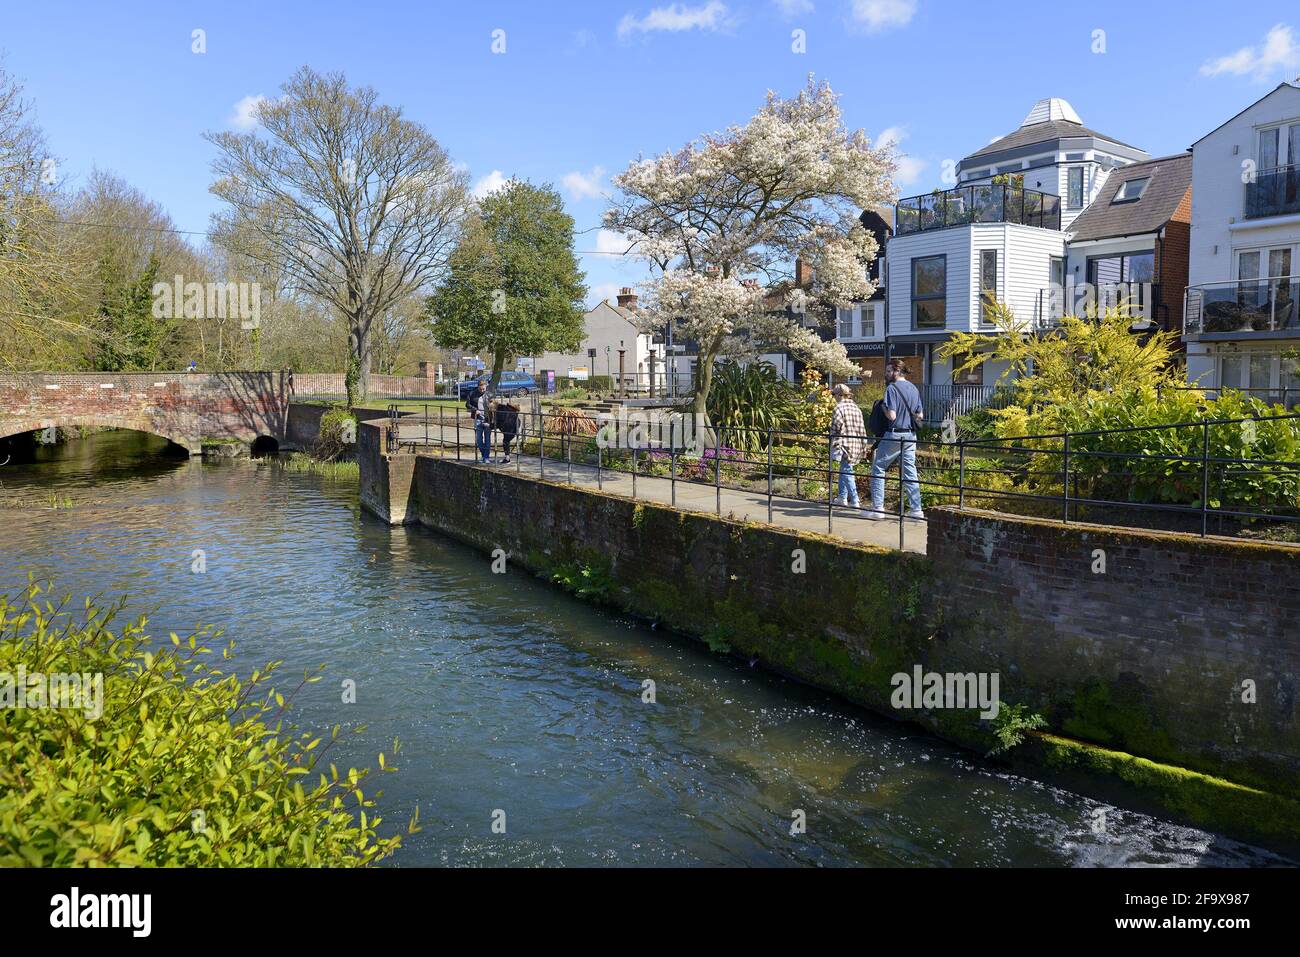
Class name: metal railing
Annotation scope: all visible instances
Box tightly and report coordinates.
[1035,282,1158,330]
[385,403,1300,548]
[916,383,1017,422]
[1184,277,1300,335]
[895,183,1062,235]
[1245,164,1300,219]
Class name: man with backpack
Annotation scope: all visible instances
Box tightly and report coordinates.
[467,378,492,463]
[868,358,925,520]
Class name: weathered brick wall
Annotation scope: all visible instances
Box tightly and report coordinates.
[0,372,293,453]
[928,508,1300,794]
[292,372,438,398]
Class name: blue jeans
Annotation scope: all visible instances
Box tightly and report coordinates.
[474,421,491,462]
[870,431,922,513]
[834,452,859,506]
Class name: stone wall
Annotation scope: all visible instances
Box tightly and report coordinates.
[928,509,1300,794]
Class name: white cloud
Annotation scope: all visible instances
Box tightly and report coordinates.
[471,170,509,199]
[1201,24,1300,81]
[875,126,925,187]
[772,0,814,15]
[229,94,267,130]
[562,166,606,201]
[618,1,731,39]
[587,282,623,307]
[595,229,634,255]
[850,0,916,33]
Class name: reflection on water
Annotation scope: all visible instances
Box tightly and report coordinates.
[0,430,1289,867]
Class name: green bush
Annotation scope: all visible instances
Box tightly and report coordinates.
[1047,388,1300,512]
[699,360,798,451]
[0,584,408,866]
[314,406,357,462]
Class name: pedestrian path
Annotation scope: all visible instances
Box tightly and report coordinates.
[391,417,927,554]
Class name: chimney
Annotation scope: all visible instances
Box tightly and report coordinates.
[617,287,638,311]
[795,258,813,288]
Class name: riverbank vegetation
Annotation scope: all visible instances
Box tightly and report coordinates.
[0,583,409,866]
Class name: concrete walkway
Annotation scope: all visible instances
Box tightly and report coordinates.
[390,417,927,554]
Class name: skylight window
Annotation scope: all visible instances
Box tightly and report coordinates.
[1114,177,1150,203]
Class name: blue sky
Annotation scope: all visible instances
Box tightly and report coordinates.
[5,0,1300,305]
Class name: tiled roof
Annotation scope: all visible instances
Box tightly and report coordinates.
[965,119,1143,162]
[1066,153,1192,242]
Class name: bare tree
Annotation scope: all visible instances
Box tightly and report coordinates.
[0,61,87,369]
[206,66,469,400]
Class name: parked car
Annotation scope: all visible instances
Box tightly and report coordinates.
[456,371,537,400]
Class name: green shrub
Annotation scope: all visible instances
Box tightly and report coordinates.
[0,584,408,866]
[314,407,357,462]
[988,703,1048,757]
[698,360,798,451]
[1046,388,1300,513]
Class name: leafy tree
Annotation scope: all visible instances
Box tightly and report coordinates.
[425,178,586,390]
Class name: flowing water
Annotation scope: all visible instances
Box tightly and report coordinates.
[0,429,1288,867]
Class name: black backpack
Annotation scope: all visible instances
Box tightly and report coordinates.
[868,399,890,437]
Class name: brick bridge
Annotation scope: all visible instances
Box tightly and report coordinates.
[0,371,296,455]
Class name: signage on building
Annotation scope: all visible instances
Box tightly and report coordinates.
[844,341,885,357]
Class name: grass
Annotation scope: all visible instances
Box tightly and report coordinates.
[271,452,359,481]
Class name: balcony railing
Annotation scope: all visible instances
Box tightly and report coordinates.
[1184,277,1300,336]
[1244,164,1300,220]
[1034,282,1158,330]
[895,184,1062,235]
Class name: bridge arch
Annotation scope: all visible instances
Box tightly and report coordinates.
[0,418,199,455]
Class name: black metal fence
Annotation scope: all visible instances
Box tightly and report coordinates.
[385,404,1300,548]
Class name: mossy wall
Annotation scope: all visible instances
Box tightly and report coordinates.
[358,448,1300,847]
[929,509,1300,797]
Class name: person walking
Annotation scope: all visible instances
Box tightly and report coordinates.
[869,359,925,520]
[468,377,492,463]
[829,384,867,508]
[494,398,520,464]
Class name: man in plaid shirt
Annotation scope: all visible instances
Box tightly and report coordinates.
[830,384,868,507]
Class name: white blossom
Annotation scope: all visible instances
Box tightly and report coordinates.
[604,75,894,408]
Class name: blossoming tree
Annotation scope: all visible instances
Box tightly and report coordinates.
[603,75,896,421]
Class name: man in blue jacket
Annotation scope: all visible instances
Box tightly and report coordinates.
[869,359,925,520]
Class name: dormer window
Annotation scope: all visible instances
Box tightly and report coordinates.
[1114,177,1150,203]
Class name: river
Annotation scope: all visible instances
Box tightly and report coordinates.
[0,429,1287,866]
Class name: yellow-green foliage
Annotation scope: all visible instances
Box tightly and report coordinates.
[0,584,408,866]
[939,302,1185,430]
[939,302,1300,512]
[792,367,836,436]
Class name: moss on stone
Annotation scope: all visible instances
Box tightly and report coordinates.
[1027,732,1300,854]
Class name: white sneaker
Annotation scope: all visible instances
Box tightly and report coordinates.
[865,509,889,521]
[834,497,848,507]
[906,509,926,520]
